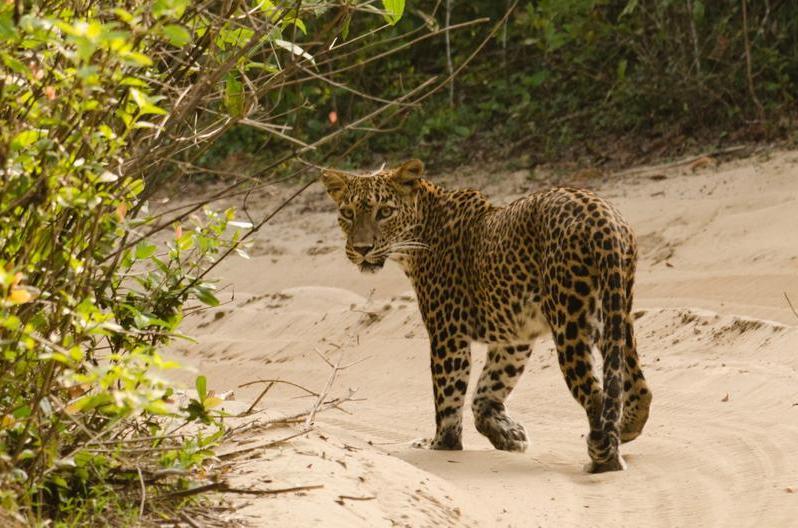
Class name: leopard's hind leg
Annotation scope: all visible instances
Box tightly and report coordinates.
[546,314,606,462]
[620,315,651,442]
[621,314,651,443]
[620,272,651,443]
[472,343,533,452]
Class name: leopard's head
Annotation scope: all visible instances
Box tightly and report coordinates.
[320,159,426,273]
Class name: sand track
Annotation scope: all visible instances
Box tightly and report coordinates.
[171,150,798,527]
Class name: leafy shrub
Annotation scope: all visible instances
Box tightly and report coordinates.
[207,0,798,169]
[0,0,411,524]
[0,4,239,517]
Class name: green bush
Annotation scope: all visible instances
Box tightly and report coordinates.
[0,0,412,524]
[206,0,798,170]
[0,3,242,522]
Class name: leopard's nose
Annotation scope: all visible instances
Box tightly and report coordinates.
[353,244,373,256]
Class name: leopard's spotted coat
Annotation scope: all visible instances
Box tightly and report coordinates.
[321,160,651,472]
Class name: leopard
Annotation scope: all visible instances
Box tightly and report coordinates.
[320,159,652,473]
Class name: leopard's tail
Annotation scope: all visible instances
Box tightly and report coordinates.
[591,227,628,464]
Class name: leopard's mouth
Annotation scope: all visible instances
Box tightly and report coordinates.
[358,259,385,274]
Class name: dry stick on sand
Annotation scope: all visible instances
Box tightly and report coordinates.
[178,512,202,528]
[305,348,369,429]
[234,350,366,427]
[220,350,365,459]
[149,482,324,503]
[240,381,275,416]
[784,293,798,321]
[216,429,312,460]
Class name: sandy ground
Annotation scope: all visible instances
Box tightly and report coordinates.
[169,149,798,527]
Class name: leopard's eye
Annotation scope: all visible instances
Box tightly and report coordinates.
[376,206,395,221]
[340,208,354,221]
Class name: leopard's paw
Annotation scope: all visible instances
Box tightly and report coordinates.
[584,454,627,473]
[411,428,462,450]
[475,414,529,452]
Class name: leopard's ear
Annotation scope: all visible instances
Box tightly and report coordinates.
[390,159,424,195]
[320,169,349,202]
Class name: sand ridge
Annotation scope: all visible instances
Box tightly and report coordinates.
[170,150,798,527]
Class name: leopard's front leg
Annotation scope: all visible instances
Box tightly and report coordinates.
[413,335,471,450]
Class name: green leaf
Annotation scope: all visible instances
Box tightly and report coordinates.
[126,178,146,196]
[0,12,15,39]
[1,315,20,331]
[13,405,31,419]
[10,130,42,151]
[121,51,153,66]
[692,0,705,22]
[129,88,167,116]
[1,54,26,74]
[382,0,405,25]
[257,0,280,19]
[619,0,638,18]
[224,73,244,117]
[341,12,352,39]
[50,475,69,489]
[195,375,207,401]
[526,70,549,88]
[617,59,628,81]
[283,17,306,35]
[153,0,187,19]
[194,286,220,307]
[135,241,157,259]
[163,24,191,46]
[113,8,135,24]
[176,232,194,251]
[292,18,307,35]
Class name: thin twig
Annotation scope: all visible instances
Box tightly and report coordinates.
[136,466,146,519]
[784,293,798,321]
[112,467,191,482]
[445,0,454,106]
[85,433,189,446]
[741,0,765,120]
[686,0,702,75]
[216,428,311,460]
[256,391,361,427]
[304,347,366,429]
[150,482,225,502]
[239,381,275,416]
[238,378,319,397]
[178,512,202,528]
[337,494,377,502]
[224,484,324,496]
